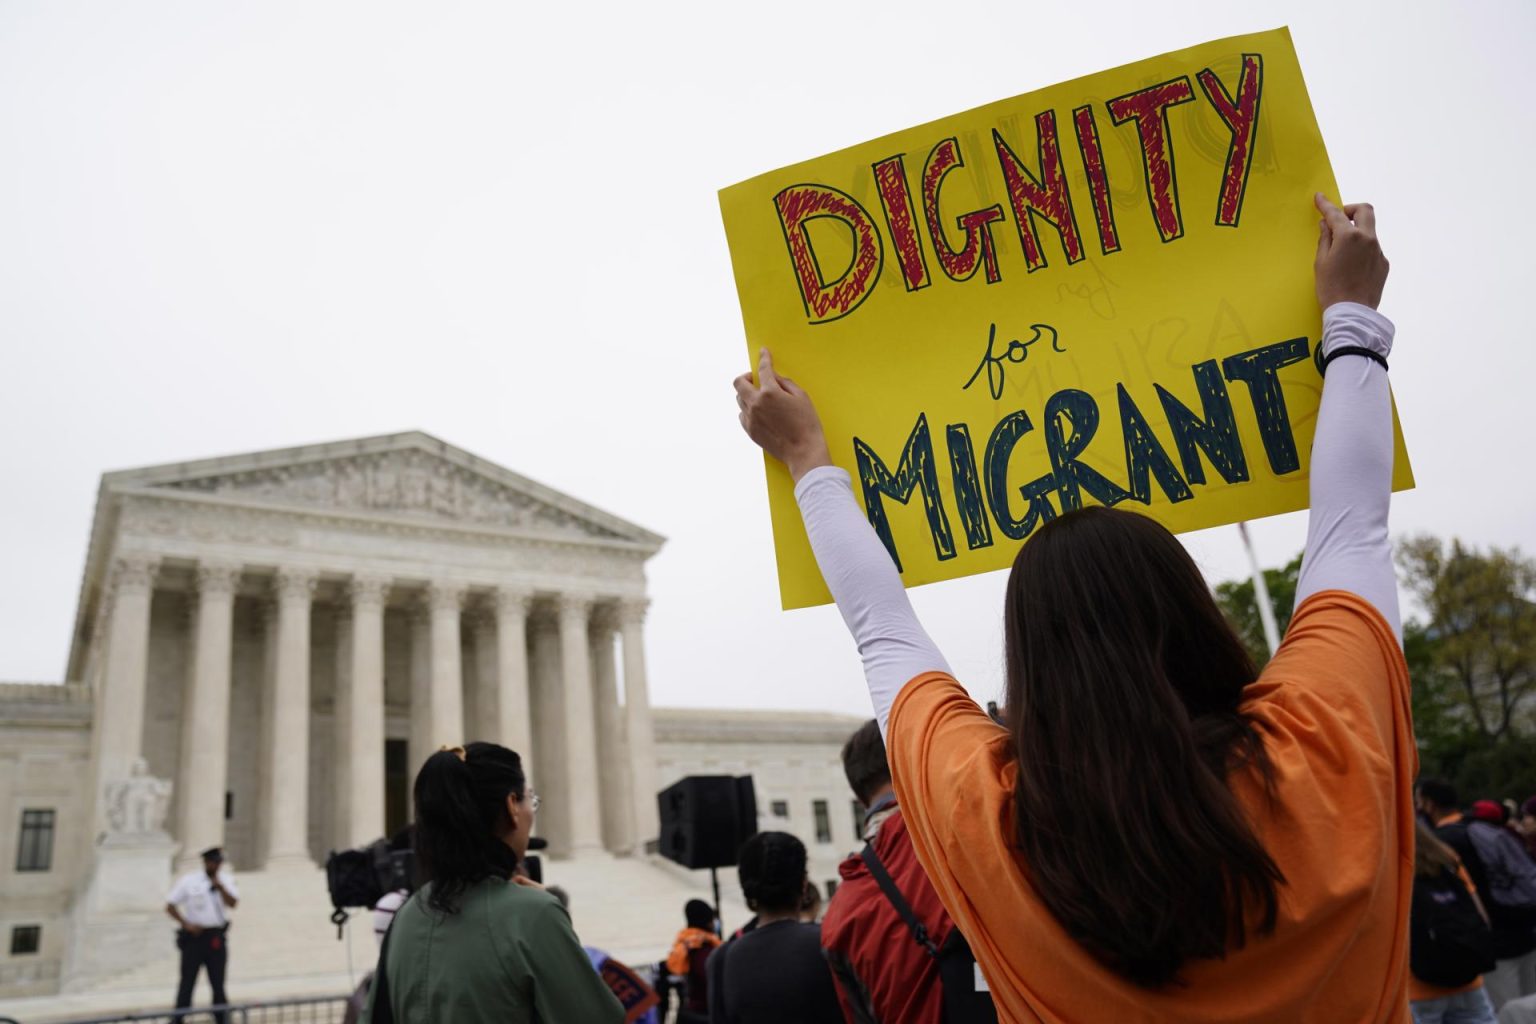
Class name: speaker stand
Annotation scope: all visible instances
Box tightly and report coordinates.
[711,865,724,938]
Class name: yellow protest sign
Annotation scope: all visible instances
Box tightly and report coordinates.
[720,27,1413,610]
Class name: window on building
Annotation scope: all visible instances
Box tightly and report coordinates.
[851,799,864,839]
[813,800,832,844]
[770,800,789,819]
[825,879,839,899]
[225,791,234,821]
[16,809,55,872]
[10,925,40,956]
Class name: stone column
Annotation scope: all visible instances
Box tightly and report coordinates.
[264,567,317,866]
[528,608,566,853]
[558,594,603,853]
[427,582,466,748]
[256,599,279,859]
[95,555,160,825]
[621,598,660,852]
[346,576,389,847]
[407,603,432,776]
[590,605,633,853]
[175,562,240,866]
[331,604,353,850]
[470,611,497,744]
[493,588,533,761]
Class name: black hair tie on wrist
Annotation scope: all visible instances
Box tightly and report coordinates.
[1316,344,1389,376]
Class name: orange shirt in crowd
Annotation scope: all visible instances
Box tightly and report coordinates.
[666,926,720,975]
[887,591,1415,1024]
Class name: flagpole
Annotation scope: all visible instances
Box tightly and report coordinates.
[1237,521,1282,658]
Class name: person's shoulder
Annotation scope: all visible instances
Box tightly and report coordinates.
[1312,589,1394,625]
[1269,590,1403,672]
[888,670,967,724]
[481,879,572,941]
[478,877,560,912]
[1434,819,1471,844]
[706,934,734,971]
[1248,589,1409,722]
[876,806,912,847]
[745,920,823,948]
[787,922,835,962]
[375,889,407,912]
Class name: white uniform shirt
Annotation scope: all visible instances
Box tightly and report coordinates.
[167,868,239,929]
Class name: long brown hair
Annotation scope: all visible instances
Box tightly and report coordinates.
[1415,818,1460,879]
[1004,506,1283,987]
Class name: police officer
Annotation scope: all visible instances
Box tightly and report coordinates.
[165,846,239,1022]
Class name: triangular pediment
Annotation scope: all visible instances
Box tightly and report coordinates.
[102,431,662,546]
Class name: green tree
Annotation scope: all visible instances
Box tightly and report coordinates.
[1214,537,1536,799]
[1397,536,1536,743]
[1214,553,1302,667]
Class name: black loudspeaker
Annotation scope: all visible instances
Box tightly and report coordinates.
[657,775,759,869]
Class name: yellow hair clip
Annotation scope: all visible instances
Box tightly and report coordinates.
[440,744,466,762]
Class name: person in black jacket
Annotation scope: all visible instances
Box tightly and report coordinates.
[706,832,841,1024]
[1418,777,1536,1009]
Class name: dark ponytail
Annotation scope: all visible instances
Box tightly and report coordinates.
[1004,507,1283,987]
[412,742,526,913]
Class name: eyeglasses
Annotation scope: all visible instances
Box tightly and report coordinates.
[526,790,541,814]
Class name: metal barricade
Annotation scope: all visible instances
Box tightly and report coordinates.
[0,994,351,1024]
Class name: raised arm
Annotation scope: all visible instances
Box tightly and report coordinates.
[1293,195,1401,642]
[735,350,949,735]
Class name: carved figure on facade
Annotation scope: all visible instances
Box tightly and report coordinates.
[103,758,172,838]
[152,451,627,538]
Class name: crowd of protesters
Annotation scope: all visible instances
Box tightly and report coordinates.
[355,201,1536,1023]
[352,731,1536,1024]
[1410,781,1536,1024]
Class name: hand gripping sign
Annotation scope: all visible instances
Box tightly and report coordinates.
[720,27,1412,610]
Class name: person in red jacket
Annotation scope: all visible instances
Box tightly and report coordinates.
[821,719,994,1023]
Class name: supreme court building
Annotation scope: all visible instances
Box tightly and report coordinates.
[75,430,666,869]
[0,433,868,1007]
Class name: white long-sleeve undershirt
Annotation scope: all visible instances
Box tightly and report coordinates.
[1292,302,1401,639]
[794,301,1400,735]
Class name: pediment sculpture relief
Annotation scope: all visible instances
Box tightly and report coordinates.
[152,450,625,539]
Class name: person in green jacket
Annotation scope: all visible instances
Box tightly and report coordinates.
[363,742,623,1023]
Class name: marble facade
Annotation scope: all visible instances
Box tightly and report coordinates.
[72,431,666,870]
[0,432,874,1006]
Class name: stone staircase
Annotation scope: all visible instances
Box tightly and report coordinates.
[7,853,751,1023]
[541,850,752,967]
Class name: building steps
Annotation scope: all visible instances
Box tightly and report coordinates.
[8,853,750,1023]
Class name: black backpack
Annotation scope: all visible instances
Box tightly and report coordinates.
[861,843,998,1024]
[1410,865,1497,988]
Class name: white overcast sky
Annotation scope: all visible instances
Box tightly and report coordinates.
[1,0,1531,717]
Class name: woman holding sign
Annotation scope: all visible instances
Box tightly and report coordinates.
[734,195,1407,1022]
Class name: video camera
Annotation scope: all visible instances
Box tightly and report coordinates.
[323,833,547,937]
[324,836,415,936]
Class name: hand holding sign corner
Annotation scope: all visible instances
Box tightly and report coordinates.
[735,348,832,484]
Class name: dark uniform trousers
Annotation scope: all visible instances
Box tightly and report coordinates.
[175,926,229,1022]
